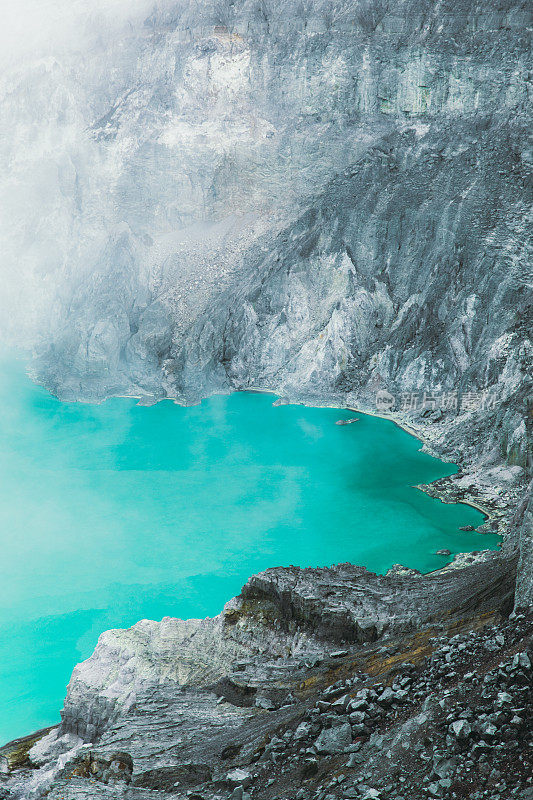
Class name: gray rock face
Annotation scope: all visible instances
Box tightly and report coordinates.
[4,607,531,799]
[16,0,530,595]
[56,553,515,745]
[240,554,517,643]
[515,481,533,608]
[2,1,532,795]
[58,607,321,742]
[314,722,352,754]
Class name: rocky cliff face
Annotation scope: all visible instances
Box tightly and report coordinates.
[10,0,528,563]
[1,1,531,795]
[56,553,516,744]
[26,0,531,587]
[516,481,533,608]
[2,561,530,799]
[16,0,529,438]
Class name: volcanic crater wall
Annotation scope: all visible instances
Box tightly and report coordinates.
[3,0,530,583]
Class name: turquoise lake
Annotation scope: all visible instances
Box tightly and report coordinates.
[0,358,500,744]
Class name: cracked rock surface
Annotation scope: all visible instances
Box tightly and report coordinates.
[2,598,531,799]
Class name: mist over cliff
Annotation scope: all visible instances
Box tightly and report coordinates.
[1,0,531,475]
[1,5,533,796]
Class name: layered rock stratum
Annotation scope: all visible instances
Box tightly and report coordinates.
[0,0,531,797]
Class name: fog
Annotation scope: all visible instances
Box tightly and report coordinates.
[0,0,280,380]
[0,0,157,67]
[0,0,162,348]
[0,0,321,396]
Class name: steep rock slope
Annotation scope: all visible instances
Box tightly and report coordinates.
[176,115,531,466]
[20,0,532,656]
[0,2,532,796]
[17,0,529,416]
[2,563,529,799]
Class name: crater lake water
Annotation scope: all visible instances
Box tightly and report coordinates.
[0,358,500,744]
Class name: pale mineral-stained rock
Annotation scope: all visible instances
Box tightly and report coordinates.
[59,610,321,741]
[57,551,516,747]
[1,0,531,798]
[5,0,528,593]
[28,729,83,768]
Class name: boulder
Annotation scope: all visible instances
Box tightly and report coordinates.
[449,720,472,740]
[314,723,352,754]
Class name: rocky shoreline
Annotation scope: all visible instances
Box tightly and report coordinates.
[255,391,524,550]
[1,0,531,793]
[1,567,530,800]
[0,392,530,800]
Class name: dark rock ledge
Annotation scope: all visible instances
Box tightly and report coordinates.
[239,555,518,644]
[2,539,530,800]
